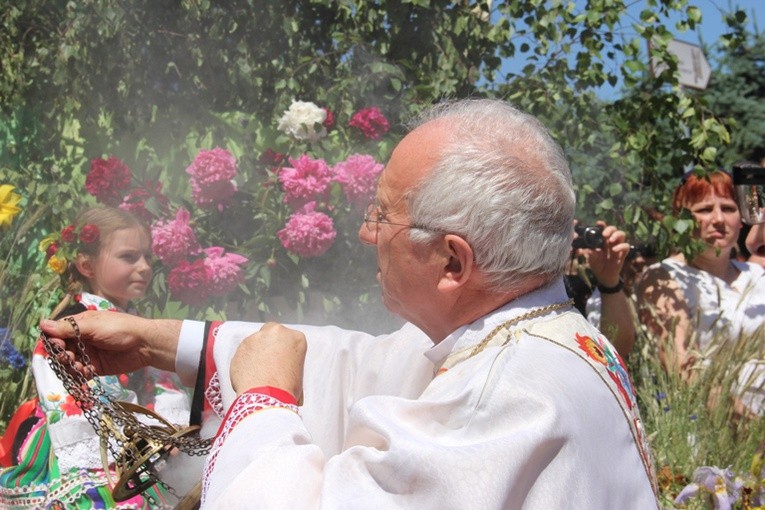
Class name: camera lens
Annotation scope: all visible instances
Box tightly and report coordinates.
[573,225,604,249]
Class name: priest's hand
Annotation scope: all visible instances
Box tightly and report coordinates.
[39,312,181,376]
[230,322,306,403]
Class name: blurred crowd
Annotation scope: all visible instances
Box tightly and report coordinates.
[567,158,765,417]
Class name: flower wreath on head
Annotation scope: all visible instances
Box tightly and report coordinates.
[39,223,101,275]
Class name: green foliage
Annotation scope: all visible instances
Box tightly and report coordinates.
[629,323,765,508]
[0,3,762,505]
[704,27,765,167]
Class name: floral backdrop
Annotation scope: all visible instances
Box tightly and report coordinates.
[25,99,399,332]
[2,2,764,508]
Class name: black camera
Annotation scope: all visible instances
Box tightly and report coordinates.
[572,224,604,249]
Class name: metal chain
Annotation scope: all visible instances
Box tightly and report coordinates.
[41,317,212,502]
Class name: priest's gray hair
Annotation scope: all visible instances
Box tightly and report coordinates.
[406,99,575,293]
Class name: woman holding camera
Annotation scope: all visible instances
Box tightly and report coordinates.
[635,170,765,382]
[570,221,638,357]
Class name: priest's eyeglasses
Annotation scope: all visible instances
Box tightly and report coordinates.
[363,203,441,241]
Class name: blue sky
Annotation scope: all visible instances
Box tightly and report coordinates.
[493,1,762,98]
[662,0,763,50]
[600,0,762,97]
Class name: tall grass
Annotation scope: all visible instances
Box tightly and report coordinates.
[629,315,765,508]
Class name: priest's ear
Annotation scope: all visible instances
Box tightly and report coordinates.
[437,234,474,293]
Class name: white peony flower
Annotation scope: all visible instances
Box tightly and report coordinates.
[277,100,327,142]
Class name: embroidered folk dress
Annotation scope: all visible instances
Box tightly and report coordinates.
[176,279,658,509]
[0,292,191,509]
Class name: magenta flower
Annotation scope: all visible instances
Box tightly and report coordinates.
[277,202,337,258]
[85,156,132,206]
[151,208,201,266]
[189,179,237,211]
[186,147,238,210]
[278,155,333,208]
[203,247,249,296]
[333,154,384,209]
[167,259,212,307]
[348,106,390,140]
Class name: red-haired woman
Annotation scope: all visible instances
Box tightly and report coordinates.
[636,171,765,398]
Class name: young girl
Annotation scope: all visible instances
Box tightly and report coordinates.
[0,207,191,509]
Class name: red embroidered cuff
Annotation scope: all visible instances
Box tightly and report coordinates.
[244,386,298,406]
[204,389,300,504]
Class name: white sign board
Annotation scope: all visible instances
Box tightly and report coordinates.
[652,39,711,90]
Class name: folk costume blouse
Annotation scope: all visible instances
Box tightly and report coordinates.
[0,292,191,509]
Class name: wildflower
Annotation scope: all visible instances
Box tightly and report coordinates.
[0,185,22,228]
[348,106,390,140]
[203,247,249,296]
[277,202,337,258]
[167,259,212,307]
[333,154,384,209]
[0,328,26,370]
[674,466,744,510]
[278,155,333,208]
[85,156,133,206]
[48,255,68,274]
[277,100,327,142]
[186,147,238,211]
[79,224,100,244]
[151,208,201,266]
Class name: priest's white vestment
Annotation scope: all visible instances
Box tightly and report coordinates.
[174,279,658,509]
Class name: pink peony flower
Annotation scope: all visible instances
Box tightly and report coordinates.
[186,147,238,210]
[277,202,337,258]
[278,155,333,208]
[167,259,212,307]
[151,208,201,266]
[203,247,249,296]
[333,154,384,209]
[348,106,390,140]
[189,179,237,211]
[86,156,133,206]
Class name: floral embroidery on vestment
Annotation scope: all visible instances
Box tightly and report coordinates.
[574,332,635,409]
